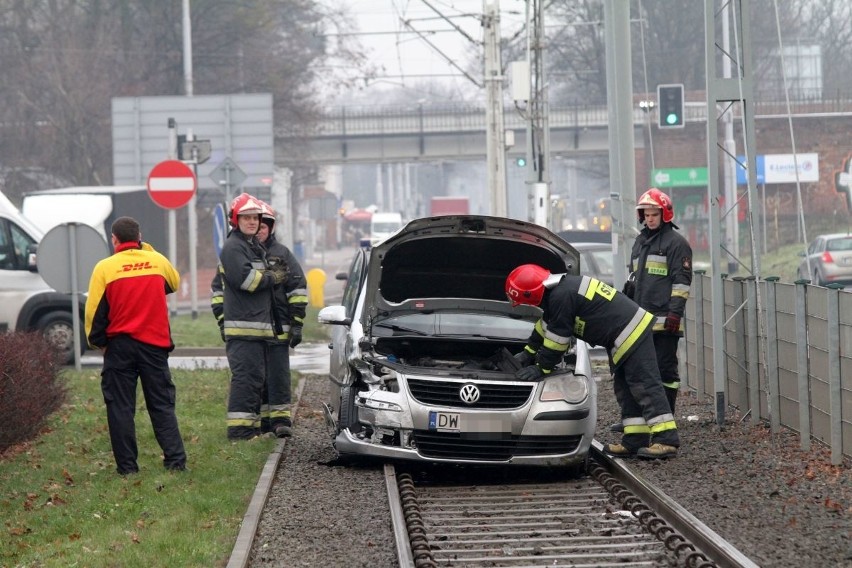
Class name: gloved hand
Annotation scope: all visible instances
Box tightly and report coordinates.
[664,313,681,333]
[622,272,636,299]
[513,350,535,368]
[289,325,302,348]
[516,365,544,382]
[269,264,288,285]
[219,324,226,343]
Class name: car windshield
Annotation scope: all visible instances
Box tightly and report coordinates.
[826,237,852,252]
[373,312,533,340]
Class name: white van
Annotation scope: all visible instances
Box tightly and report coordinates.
[369,212,403,246]
[22,186,168,253]
[0,191,86,363]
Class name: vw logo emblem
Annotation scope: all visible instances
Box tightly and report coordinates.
[459,384,480,404]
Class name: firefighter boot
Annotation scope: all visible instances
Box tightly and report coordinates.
[637,443,678,459]
[603,432,649,458]
[273,417,293,438]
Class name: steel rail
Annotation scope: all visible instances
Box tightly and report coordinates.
[589,440,760,568]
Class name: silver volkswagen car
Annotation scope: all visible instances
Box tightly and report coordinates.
[318,216,596,470]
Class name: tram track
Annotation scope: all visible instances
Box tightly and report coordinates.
[387,443,760,568]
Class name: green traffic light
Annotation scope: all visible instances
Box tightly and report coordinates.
[516,157,527,167]
[666,113,679,125]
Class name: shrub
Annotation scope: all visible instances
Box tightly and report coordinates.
[0,332,67,453]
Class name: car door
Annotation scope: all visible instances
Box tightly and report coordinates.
[0,215,47,333]
[328,249,367,387]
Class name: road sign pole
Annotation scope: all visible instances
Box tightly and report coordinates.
[68,224,82,372]
[168,119,179,316]
[188,129,199,320]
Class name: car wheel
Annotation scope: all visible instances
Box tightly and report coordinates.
[814,269,823,287]
[37,311,77,365]
[338,384,359,434]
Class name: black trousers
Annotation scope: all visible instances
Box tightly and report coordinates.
[101,335,186,473]
[261,342,293,431]
[225,339,266,439]
[612,332,679,448]
[653,333,681,388]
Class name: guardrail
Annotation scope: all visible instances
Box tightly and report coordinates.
[684,274,850,463]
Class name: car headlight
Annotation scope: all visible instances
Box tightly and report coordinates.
[539,374,589,404]
[360,392,403,412]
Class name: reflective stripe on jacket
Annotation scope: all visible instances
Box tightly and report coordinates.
[525,274,653,371]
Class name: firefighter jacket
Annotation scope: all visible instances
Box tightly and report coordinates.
[211,234,308,343]
[628,223,692,335]
[523,274,654,373]
[85,241,179,350]
[262,234,308,342]
[215,229,278,341]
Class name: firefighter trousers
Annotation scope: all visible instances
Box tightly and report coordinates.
[101,335,186,474]
[225,339,266,440]
[653,333,681,412]
[613,331,680,450]
[261,342,293,432]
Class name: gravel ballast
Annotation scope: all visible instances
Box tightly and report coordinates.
[249,369,851,567]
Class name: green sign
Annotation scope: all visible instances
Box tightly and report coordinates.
[650,167,708,188]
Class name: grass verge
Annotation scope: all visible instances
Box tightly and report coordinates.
[0,366,293,567]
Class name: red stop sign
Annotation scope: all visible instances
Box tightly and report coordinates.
[147,160,197,209]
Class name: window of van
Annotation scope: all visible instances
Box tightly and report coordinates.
[0,219,35,271]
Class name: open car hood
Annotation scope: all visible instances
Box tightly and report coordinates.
[363,215,580,328]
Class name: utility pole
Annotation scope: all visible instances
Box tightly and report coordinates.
[603,0,637,289]
[704,0,759,425]
[182,0,199,318]
[483,0,507,216]
[525,0,550,228]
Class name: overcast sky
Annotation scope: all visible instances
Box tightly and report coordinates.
[335,0,528,99]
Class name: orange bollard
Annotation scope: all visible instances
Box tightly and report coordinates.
[306,268,327,307]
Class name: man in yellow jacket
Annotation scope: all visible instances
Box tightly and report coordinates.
[85,216,186,475]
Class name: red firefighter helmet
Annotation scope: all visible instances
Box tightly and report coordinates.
[636,187,674,223]
[259,200,276,230]
[505,264,551,307]
[228,193,264,227]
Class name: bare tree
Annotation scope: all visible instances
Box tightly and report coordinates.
[541,0,852,105]
[0,0,367,202]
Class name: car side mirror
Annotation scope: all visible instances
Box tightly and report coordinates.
[318,305,351,326]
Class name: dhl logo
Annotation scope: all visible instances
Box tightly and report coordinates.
[121,262,153,272]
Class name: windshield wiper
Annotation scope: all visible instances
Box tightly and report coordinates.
[374,323,430,336]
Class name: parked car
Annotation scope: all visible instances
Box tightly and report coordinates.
[557,231,614,285]
[573,242,614,286]
[318,215,596,472]
[797,233,852,287]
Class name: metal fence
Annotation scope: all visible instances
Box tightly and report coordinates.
[683,273,851,463]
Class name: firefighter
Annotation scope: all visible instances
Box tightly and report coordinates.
[505,264,680,459]
[216,193,287,440]
[256,201,307,437]
[612,188,692,433]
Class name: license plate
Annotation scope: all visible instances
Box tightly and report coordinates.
[429,411,460,432]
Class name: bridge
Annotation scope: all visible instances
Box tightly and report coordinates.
[274,98,852,166]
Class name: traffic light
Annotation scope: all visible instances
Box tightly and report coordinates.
[516,156,527,167]
[657,84,684,129]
